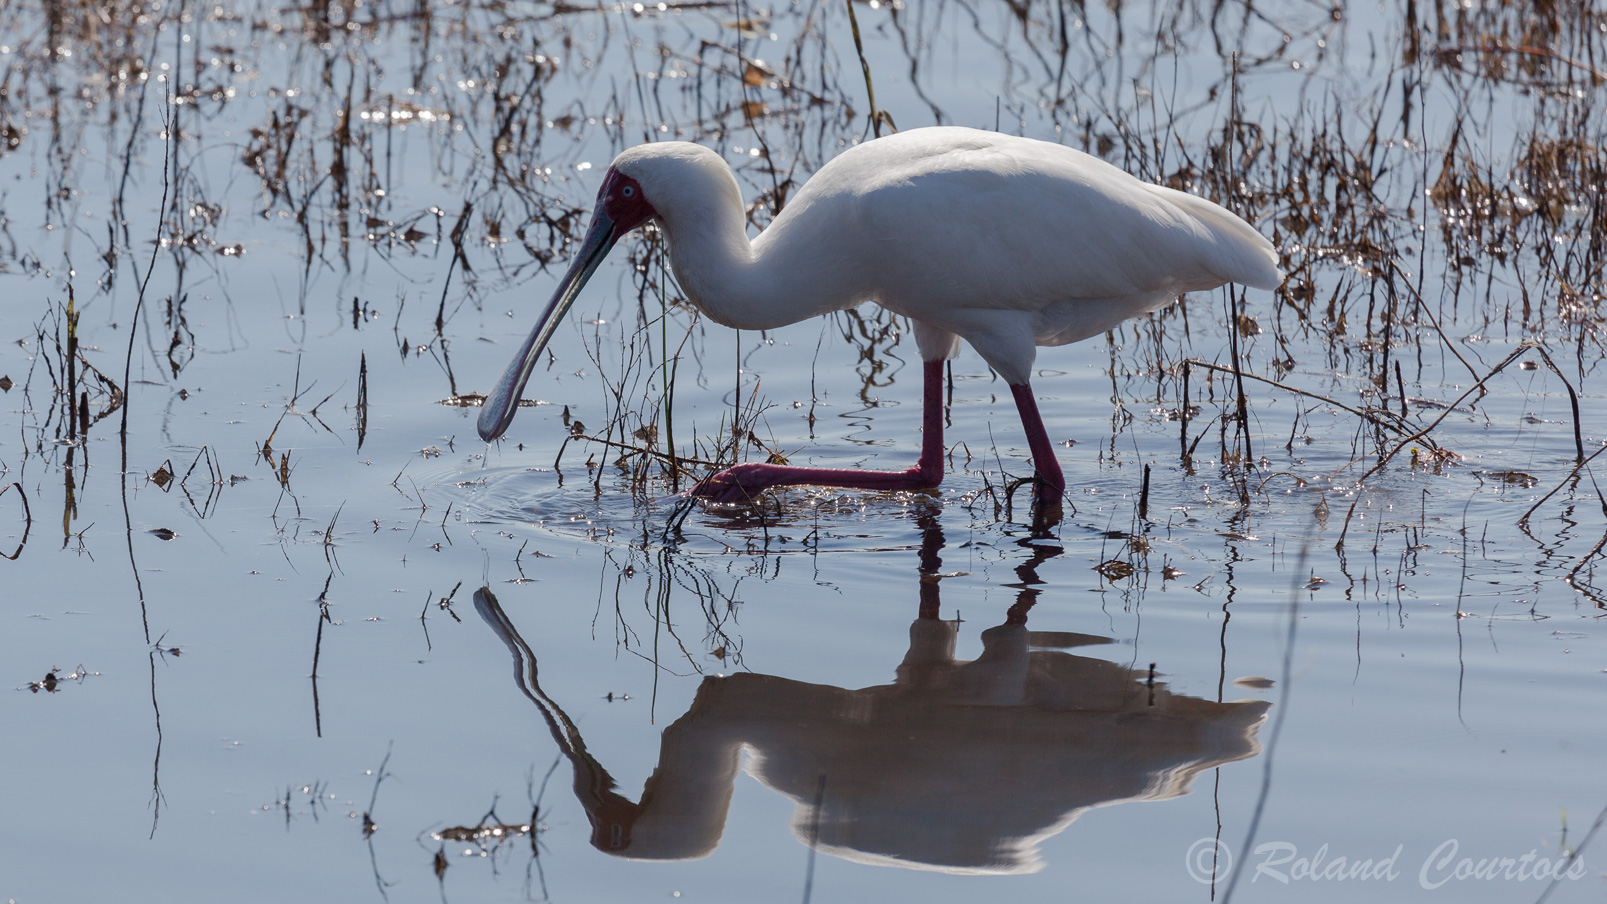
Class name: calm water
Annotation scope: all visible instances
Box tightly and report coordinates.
[3,0,1605,901]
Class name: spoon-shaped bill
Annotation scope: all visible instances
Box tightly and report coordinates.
[477,212,620,441]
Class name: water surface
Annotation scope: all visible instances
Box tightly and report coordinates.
[2,0,1605,901]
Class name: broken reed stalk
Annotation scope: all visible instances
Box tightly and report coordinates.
[1395,360,1407,418]
[1518,443,1607,531]
[1229,287,1253,467]
[1520,342,1587,463]
[844,0,890,137]
[555,432,722,472]
[66,285,79,439]
[435,200,474,337]
[1337,345,1527,487]
[1377,278,1392,393]
[122,100,176,465]
[0,482,31,560]
[1139,463,1151,521]
[1179,360,1191,461]
[658,310,704,487]
[1564,468,1607,607]
[1332,341,1583,548]
[1181,358,1434,448]
[1222,57,1252,468]
[1386,259,1482,383]
[311,573,333,738]
[356,352,369,451]
[660,242,679,487]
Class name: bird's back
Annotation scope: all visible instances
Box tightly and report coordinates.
[758,127,1280,346]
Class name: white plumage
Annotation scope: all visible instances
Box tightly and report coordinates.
[479,126,1281,511]
[616,128,1279,383]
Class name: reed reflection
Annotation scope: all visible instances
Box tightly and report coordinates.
[474,520,1269,874]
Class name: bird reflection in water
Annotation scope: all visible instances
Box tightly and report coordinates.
[473,519,1269,874]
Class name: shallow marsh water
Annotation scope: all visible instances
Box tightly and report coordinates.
[2,0,1606,901]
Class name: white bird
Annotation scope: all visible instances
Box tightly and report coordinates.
[478,126,1281,509]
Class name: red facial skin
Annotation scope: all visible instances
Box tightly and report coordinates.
[597,169,656,233]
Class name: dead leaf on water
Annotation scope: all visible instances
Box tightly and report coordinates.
[29,664,96,693]
[741,60,773,86]
[1479,469,1537,488]
[1095,559,1135,581]
[724,16,769,36]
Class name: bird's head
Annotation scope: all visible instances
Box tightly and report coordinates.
[474,161,658,443]
[595,167,656,236]
[476,143,735,442]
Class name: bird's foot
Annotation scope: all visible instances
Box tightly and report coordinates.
[1031,471,1065,501]
[1004,472,1064,528]
[1030,492,1064,530]
[688,463,785,504]
[689,460,941,504]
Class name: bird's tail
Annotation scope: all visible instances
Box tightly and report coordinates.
[1147,184,1284,291]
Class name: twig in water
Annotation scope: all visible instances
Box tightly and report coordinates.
[1138,463,1151,521]
[1518,444,1607,532]
[0,482,32,560]
[844,0,893,137]
[1531,801,1607,904]
[356,352,369,450]
[363,741,395,838]
[1182,358,1431,447]
[1220,542,1305,903]
[1387,259,1481,383]
[801,772,827,904]
[363,741,397,902]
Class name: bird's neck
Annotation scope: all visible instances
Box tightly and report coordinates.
[659,198,862,331]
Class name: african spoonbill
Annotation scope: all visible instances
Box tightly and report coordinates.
[477,127,1282,508]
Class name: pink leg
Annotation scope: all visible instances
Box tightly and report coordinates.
[692,360,946,503]
[1010,382,1066,503]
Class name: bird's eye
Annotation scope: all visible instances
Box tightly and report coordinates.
[622,185,635,198]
